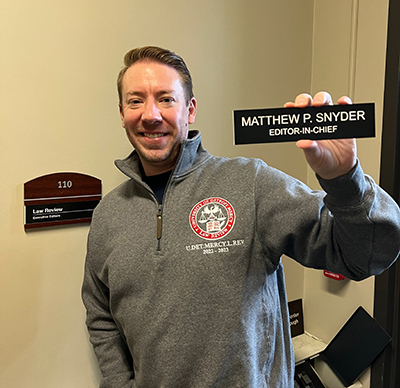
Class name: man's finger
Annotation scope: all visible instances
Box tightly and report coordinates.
[296,139,316,150]
[337,96,353,105]
[312,91,333,107]
[294,93,313,108]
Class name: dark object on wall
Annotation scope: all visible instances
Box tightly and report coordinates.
[24,172,101,229]
[289,298,305,338]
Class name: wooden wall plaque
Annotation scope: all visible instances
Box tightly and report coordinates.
[24,172,102,229]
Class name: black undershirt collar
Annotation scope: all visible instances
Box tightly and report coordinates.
[141,165,172,204]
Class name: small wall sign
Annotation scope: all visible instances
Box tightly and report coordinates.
[233,103,375,145]
[24,172,101,230]
[288,298,304,338]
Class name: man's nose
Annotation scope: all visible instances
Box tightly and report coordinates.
[142,100,162,123]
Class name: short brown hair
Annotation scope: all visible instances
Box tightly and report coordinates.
[117,46,194,105]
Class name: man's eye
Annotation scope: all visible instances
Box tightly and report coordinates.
[161,98,174,104]
[126,97,142,106]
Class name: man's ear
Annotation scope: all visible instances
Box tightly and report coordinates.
[119,103,125,128]
[188,97,197,124]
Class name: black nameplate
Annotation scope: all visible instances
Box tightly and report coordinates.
[234,103,375,145]
[25,201,100,225]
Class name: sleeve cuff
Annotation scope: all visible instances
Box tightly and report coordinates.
[316,160,370,207]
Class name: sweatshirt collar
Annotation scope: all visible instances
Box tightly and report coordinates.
[114,130,210,181]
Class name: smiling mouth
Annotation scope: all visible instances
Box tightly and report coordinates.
[143,133,167,139]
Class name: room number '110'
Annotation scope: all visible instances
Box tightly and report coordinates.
[58,180,72,189]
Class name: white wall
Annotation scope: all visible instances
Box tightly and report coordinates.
[0,1,313,386]
[304,1,389,387]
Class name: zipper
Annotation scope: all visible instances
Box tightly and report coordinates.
[156,204,163,251]
[153,140,189,252]
[116,137,196,253]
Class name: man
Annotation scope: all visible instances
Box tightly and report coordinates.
[82,46,400,388]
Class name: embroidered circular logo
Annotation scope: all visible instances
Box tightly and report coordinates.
[190,197,235,240]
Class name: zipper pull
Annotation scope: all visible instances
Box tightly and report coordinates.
[157,208,162,240]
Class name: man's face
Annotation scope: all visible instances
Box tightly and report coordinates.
[119,60,197,176]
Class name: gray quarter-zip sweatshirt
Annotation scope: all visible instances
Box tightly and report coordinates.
[82,130,400,388]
